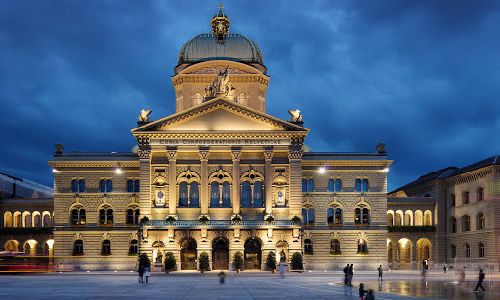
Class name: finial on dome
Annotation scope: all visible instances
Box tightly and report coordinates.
[211,4,230,41]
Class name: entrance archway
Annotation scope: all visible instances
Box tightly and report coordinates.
[4,240,19,251]
[397,238,412,270]
[180,238,197,270]
[416,238,432,269]
[244,238,262,270]
[212,237,229,270]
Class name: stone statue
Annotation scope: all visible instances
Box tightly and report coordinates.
[138,109,152,123]
[288,109,303,123]
[203,67,235,101]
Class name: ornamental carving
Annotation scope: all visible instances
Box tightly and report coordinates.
[288,149,303,160]
[185,65,254,75]
[231,150,241,160]
[138,150,151,159]
[167,150,178,160]
[199,150,210,161]
[264,150,274,161]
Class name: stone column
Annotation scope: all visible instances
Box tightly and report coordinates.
[231,148,241,215]
[138,149,152,217]
[264,148,274,215]
[199,148,209,215]
[168,149,178,216]
[288,142,303,218]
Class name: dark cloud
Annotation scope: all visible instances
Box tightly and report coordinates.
[0,0,499,190]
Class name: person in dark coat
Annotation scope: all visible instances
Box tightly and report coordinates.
[359,283,367,300]
[138,263,144,284]
[378,264,383,282]
[365,289,375,300]
[348,264,354,286]
[473,269,486,292]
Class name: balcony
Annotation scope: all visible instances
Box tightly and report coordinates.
[387,225,436,233]
[142,219,297,229]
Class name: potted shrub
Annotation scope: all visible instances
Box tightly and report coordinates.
[233,251,244,273]
[291,215,301,225]
[199,215,210,225]
[291,252,303,272]
[164,251,176,274]
[140,216,149,226]
[266,251,277,273]
[231,215,242,225]
[265,215,275,224]
[166,216,176,223]
[199,251,210,273]
[138,253,151,269]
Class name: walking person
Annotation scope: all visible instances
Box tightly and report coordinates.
[279,262,285,279]
[358,283,368,300]
[458,267,466,285]
[443,263,447,273]
[348,264,354,286]
[143,265,151,283]
[218,270,226,287]
[138,262,144,284]
[343,264,349,295]
[378,264,383,282]
[365,289,375,300]
[473,269,486,293]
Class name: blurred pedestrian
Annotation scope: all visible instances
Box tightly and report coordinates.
[365,289,375,300]
[138,263,144,284]
[279,262,285,279]
[348,264,354,286]
[473,269,485,293]
[377,264,383,282]
[359,283,367,300]
[218,270,226,287]
[143,265,151,283]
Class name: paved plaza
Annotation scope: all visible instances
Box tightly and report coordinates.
[0,271,499,299]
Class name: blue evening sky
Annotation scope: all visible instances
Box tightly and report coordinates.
[1,0,499,190]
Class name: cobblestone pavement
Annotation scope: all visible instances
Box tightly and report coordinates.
[0,272,498,299]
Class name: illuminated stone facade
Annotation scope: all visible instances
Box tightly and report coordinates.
[45,8,392,271]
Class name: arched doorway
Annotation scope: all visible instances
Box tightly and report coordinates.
[387,240,393,264]
[180,238,197,270]
[4,240,19,251]
[212,237,229,270]
[416,238,432,269]
[397,238,412,270]
[244,238,261,270]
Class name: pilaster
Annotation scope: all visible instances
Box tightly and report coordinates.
[138,148,151,218]
[288,141,304,218]
[264,148,274,215]
[199,148,210,215]
[231,148,241,215]
[168,149,178,216]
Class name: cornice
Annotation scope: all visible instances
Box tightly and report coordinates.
[49,161,140,168]
[302,160,393,167]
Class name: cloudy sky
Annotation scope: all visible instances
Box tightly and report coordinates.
[1,0,499,190]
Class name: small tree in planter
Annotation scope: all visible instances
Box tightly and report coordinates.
[199,252,210,273]
[233,251,244,273]
[140,216,150,226]
[291,252,303,272]
[166,216,176,223]
[138,253,151,269]
[265,251,277,273]
[291,215,301,225]
[231,215,242,225]
[199,215,210,225]
[265,215,275,224]
[164,251,176,274]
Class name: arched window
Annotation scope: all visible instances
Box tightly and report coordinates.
[330,239,341,254]
[478,242,485,258]
[13,212,22,228]
[253,181,263,207]
[355,179,361,192]
[101,240,111,256]
[477,213,485,230]
[450,244,456,258]
[179,181,188,207]
[301,179,307,192]
[302,207,314,225]
[355,205,370,225]
[70,207,86,226]
[304,239,313,255]
[23,212,31,227]
[449,193,456,207]
[127,179,140,193]
[240,171,264,208]
[33,212,41,227]
[423,210,432,225]
[477,187,484,201]
[387,211,394,226]
[222,182,231,207]
[3,212,13,227]
[357,239,368,254]
[99,206,113,225]
[129,240,138,255]
[464,243,471,258]
[42,212,52,227]
[99,179,113,193]
[126,207,140,225]
[210,182,220,207]
[73,240,84,256]
[327,179,335,192]
[189,182,199,207]
[194,92,202,105]
[327,207,343,225]
[462,191,469,205]
[209,174,232,208]
[307,179,314,192]
[362,179,369,192]
[335,179,342,192]
[462,215,470,232]
[71,179,85,193]
[450,217,457,233]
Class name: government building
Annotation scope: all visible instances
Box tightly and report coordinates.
[1,7,499,273]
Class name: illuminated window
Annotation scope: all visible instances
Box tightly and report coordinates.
[327,207,343,225]
[70,207,86,226]
[99,206,114,225]
[355,205,370,225]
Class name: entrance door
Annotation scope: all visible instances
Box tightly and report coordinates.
[180,238,197,270]
[212,238,229,270]
[244,238,261,270]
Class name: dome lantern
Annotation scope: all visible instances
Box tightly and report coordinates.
[211,4,230,41]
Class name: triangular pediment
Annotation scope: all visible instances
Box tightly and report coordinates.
[132,98,308,133]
